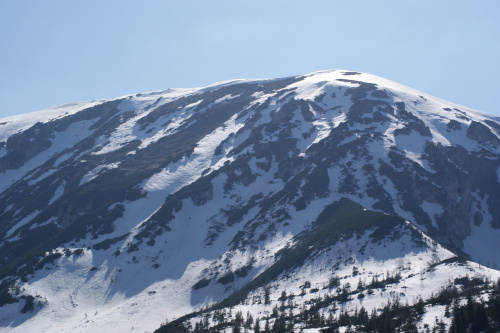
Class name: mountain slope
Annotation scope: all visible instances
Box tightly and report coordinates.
[0,70,499,332]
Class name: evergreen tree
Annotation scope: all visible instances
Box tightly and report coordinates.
[272,313,287,333]
[264,318,270,333]
[233,311,244,333]
[357,278,364,291]
[444,303,450,318]
[415,297,425,315]
[400,309,418,333]
[279,290,287,302]
[245,312,254,329]
[435,317,446,333]
[357,306,368,326]
[254,317,260,333]
[272,305,279,318]
[471,303,488,333]
[264,287,271,305]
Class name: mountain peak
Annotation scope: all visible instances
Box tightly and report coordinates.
[1,71,499,332]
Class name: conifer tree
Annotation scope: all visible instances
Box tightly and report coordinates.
[245,312,254,329]
[264,318,270,333]
[264,287,271,305]
[254,317,260,333]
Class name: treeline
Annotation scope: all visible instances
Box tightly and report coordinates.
[156,276,500,333]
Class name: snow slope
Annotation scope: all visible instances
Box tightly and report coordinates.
[1,70,499,333]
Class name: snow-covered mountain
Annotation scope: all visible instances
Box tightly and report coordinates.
[1,70,499,332]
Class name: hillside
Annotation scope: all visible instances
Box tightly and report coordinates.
[1,70,499,332]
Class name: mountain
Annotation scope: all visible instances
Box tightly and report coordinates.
[1,70,499,332]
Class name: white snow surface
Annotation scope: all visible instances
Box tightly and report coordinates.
[421,201,444,229]
[143,113,244,193]
[0,101,103,142]
[79,163,120,185]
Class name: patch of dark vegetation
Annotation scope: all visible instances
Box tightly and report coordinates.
[190,181,214,206]
[223,160,258,193]
[348,99,394,124]
[93,233,130,251]
[363,164,394,213]
[235,264,253,278]
[338,164,360,195]
[467,121,500,145]
[293,165,330,211]
[337,79,379,102]
[447,119,462,131]
[314,92,326,103]
[453,276,485,290]
[127,243,140,253]
[427,256,467,270]
[342,71,361,76]
[192,278,212,290]
[217,272,235,285]
[296,100,317,122]
[370,89,390,99]
[20,295,35,313]
[213,133,234,156]
[393,102,432,137]
[473,211,483,226]
[224,193,263,228]
[0,281,17,307]
[34,251,62,271]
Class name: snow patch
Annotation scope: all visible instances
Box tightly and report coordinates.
[79,163,120,185]
[5,210,41,240]
[27,168,57,186]
[0,101,104,142]
[143,114,244,192]
[214,94,240,104]
[184,99,203,109]
[421,201,444,228]
[29,217,60,231]
[53,151,74,167]
[49,181,66,205]
[137,111,194,150]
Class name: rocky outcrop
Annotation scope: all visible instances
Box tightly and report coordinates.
[467,121,500,145]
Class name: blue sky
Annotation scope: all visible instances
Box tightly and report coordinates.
[1,1,499,118]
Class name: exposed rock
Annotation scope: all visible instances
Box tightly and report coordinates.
[466,121,500,145]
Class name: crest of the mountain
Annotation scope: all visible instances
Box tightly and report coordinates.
[1,70,499,332]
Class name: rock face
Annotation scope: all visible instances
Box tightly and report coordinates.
[0,70,499,332]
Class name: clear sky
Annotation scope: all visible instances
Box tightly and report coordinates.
[0,1,499,119]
